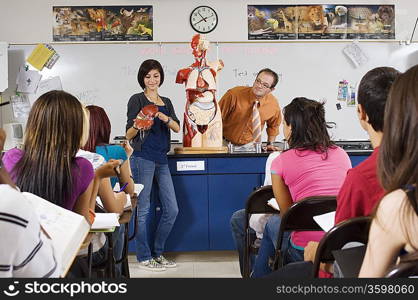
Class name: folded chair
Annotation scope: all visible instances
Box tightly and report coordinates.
[272,195,337,270]
[243,185,279,278]
[312,216,371,278]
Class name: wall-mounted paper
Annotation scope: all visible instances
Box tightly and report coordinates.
[26,44,54,71]
[10,94,31,121]
[343,42,369,68]
[16,66,42,94]
[29,76,62,105]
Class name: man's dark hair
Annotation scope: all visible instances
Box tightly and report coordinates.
[256,68,279,89]
[357,67,400,132]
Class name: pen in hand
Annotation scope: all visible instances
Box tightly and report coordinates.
[118,182,129,193]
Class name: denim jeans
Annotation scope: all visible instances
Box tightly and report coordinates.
[284,238,304,264]
[131,156,178,262]
[230,209,252,276]
[252,214,291,278]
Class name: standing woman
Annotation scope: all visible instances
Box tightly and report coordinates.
[126,59,180,271]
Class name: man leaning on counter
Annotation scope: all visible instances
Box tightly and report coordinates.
[218,68,282,152]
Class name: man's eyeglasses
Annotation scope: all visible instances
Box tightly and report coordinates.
[254,78,271,89]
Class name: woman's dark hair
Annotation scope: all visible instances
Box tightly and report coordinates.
[14,90,85,207]
[83,105,111,152]
[137,59,165,89]
[378,64,418,212]
[284,97,334,155]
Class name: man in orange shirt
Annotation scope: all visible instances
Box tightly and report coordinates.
[219,68,282,151]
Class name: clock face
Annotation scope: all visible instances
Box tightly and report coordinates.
[190,6,218,34]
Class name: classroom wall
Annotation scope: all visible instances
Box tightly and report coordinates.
[1,0,417,142]
[0,0,417,43]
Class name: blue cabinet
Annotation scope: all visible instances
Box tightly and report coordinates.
[165,175,209,251]
[208,174,262,250]
[128,152,370,253]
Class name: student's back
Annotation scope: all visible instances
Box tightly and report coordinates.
[271,146,350,248]
[0,184,59,278]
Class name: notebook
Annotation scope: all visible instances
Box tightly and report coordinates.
[23,192,90,277]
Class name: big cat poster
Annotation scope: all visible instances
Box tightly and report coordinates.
[248,4,395,40]
[53,6,153,42]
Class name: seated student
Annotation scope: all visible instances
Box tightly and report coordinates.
[230,151,281,277]
[82,105,135,276]
[2,90,119,224]
[0,129,59,278]
[83,105,134,201]
[251,97,351,277]
[359,64,418,277]
[303,67,401,273]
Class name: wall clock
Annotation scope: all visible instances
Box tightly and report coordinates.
[190,6,218,34]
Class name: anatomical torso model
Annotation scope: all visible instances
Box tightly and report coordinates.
[176,34,224,148]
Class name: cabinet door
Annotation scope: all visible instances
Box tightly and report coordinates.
[208,174,262,250]
[164,175,209,251]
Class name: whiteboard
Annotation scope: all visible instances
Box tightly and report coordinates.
[0,42,8,92]
[4,42,418,142]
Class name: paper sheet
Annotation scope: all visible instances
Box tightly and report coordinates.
[16,66,42,94]
[343,42,368,68]
[267,198,280,211]
[10,94,31,120]
[29,76,63,105]
[26,44,54,71]
[313,211,336,232]
[91,213,120,229]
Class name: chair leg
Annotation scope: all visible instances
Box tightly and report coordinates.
[87,243,93,278]
[119,224,130,278]
[105,232,116,278]
[243,229,251,278]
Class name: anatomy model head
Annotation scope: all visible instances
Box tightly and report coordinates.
[191,34,210,60]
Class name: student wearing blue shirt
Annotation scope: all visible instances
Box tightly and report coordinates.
[83,105,134,276]
[126,59,180,271]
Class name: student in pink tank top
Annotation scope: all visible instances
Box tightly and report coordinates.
[251,97,351,278]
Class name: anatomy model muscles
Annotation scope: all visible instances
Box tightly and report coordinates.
[176,34,224,148]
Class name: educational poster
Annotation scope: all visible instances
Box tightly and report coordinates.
[53,6,153,42]
[346,5,395,39]
[248,4,395,40]
[248,5,297,40]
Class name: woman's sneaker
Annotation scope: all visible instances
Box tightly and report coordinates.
[137,258,166,272]
[154,255,177,268]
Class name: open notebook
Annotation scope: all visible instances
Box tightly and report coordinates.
[23,192,90,278]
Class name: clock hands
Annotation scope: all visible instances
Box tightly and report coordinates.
[198,11,207,22]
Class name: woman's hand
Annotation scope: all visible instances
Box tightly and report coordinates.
[155,111,170,123]
[95,159,122,179]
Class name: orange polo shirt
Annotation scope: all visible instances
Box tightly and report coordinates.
[218,86,281,145]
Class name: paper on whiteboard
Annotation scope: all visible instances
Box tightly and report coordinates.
[10,94,31,120]
[313,211,336,232]
[16,66,42,93]
[343,42,368,68]
[29,76,63,105]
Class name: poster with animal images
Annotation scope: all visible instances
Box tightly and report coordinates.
[248,4,395,40]
[53,6,153,42]
[248,5,297,40]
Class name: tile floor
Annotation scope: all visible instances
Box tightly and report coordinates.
[128,251,241,278]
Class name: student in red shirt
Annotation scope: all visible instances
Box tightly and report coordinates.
[303,66,401,271]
